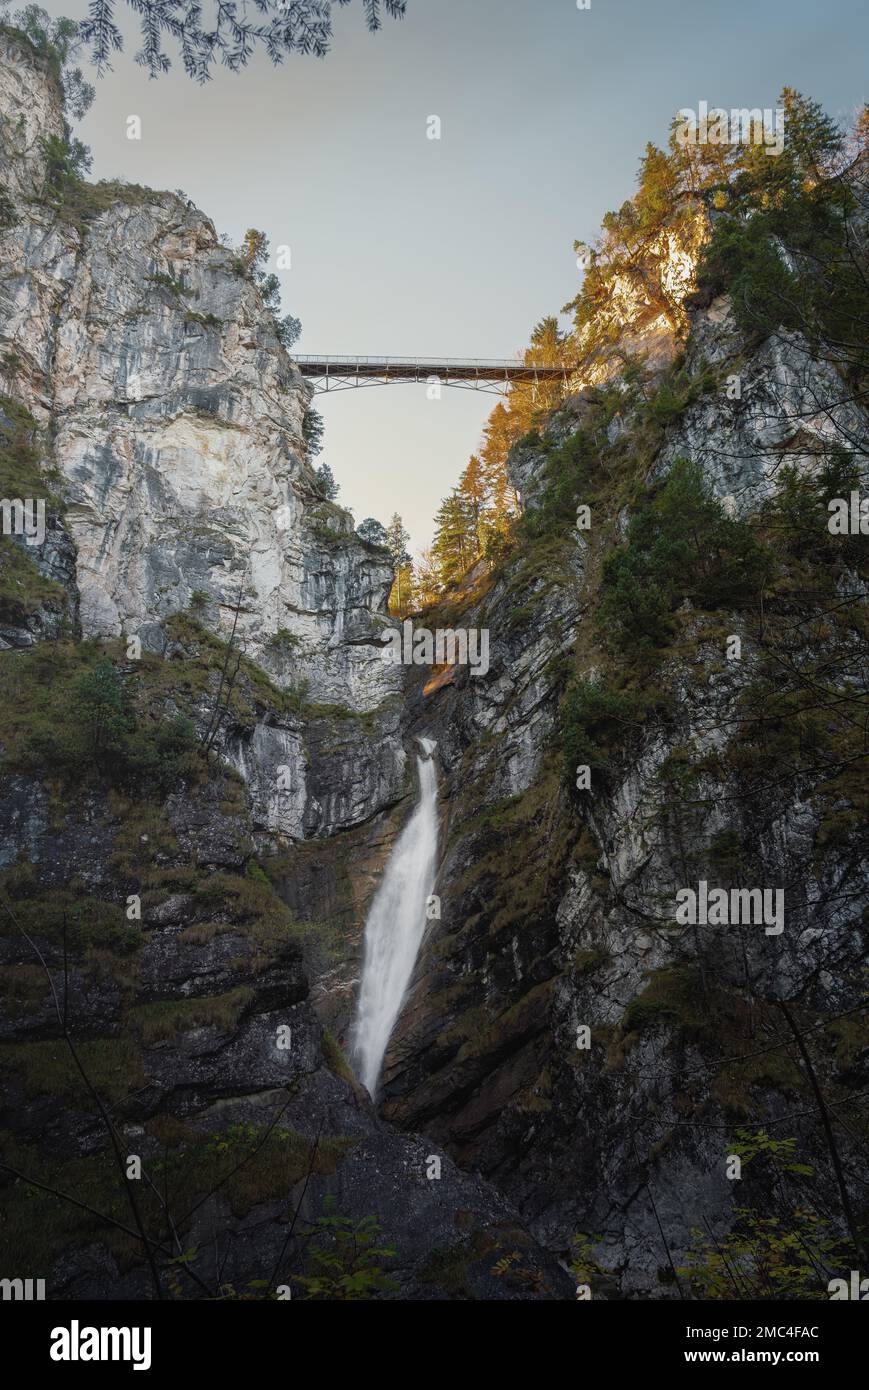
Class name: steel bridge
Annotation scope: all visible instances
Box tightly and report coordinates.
[295,355,576,395]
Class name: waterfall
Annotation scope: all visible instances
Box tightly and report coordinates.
[352,736,439,1097]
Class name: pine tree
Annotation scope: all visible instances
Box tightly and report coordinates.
[414,548,440,609]
[277,314,302,349]
[80,1,409,83]
[527,314,565,365]
[481,402,523,468]
[241,228,269,272]
[458,455,489,557]
[385,513,411,613]
[479,403,522,543]
[501,315,569,431]
[778,87,844,184]
[314,462,339,499]
[357,517,388,548]
[391,559,416,617]
[635,142,682,229]
[483,457,519,552]
[303,408,325,461]
[74,659,132,762]
[432,490,473,588]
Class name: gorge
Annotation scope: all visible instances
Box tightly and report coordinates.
[0,20,867,1304]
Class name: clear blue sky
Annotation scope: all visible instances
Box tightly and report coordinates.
[38,0,869,554]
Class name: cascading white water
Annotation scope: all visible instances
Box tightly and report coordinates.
[352,736,439,1097]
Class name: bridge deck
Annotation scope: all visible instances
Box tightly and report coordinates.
[295,355,573,390]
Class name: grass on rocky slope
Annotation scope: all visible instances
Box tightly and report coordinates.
[0,394,67,622]
[0,1124,356,1275]
[0,536,64,621]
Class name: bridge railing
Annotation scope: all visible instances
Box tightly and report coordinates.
[294,355,570,370]
[293,355,580,393]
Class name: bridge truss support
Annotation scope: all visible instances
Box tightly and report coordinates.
[295,356,575,396]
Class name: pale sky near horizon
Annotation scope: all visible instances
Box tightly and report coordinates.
[30,0,869,554]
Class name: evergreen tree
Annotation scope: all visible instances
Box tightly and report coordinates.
[241,228,269,272]
[79,1,409,83]
[458,454,489,556]
[314,461,339,499]
[357,517,388,548]
[483,455,519,551]
[277,314,302,349]
[414,547,440,608]
[427,403,524,595]
[498,315,570,434]
[385,513,412,613]
[526,314,566,365]
[385,513,410,567]
[234,228,302,351]
[391,559,416,617]
[303,407,325,460]
[480,402,523,470]
[634,142,682,228]
[431,490,473,588]
[259,274,281,312]
[479,403,522,543]
[74,659,132,763]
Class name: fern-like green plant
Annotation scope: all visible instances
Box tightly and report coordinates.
[296,1197,398,1301]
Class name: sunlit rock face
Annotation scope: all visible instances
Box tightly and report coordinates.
[568,217,708,392]
[0,35,399,716]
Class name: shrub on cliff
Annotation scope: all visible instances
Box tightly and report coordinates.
[11,651,200,793]
[692,90,868,389]
[296,1197,398,1300]
[71,659,199,790]
[598,458,772,656]
[678,1132,857,1300]
[0,5,94,116]
[0,183,18,229]
[562,676,667,786]
[74,658,133,761]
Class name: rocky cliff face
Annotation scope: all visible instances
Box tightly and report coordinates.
[0,30,397,706]
[0,751,571,1300]
[379,273,868,1294]
[0,28,405,825]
